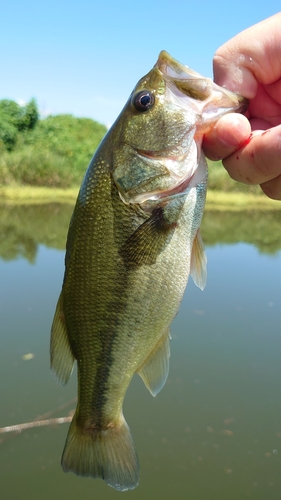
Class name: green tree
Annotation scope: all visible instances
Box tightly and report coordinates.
[0,98,39,150]
[18,98,39,130]
[0,99,22,127]
[0,115,18,150]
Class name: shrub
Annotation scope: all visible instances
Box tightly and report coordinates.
[0,107,107,187]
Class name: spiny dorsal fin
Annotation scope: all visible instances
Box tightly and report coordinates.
[190,230,207,290]
[137,331,170,397]
[50,293,75,386]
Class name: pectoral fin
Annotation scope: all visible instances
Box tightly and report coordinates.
[120,207,176,267]
[190,230,207,290]
[50,293,75,386]
[137,331,170,397]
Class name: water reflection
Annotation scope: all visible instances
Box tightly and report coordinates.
[0,203,73,262]
[0,202,280,262]
[1,202,281,500]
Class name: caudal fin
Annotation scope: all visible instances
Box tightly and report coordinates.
[61,412,139,491]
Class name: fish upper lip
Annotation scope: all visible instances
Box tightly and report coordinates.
[155,50,203,81]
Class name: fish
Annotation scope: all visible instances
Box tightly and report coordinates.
[50,51,247,491]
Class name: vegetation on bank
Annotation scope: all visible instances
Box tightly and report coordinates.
[0,99,107,187]
[0,97,269,199]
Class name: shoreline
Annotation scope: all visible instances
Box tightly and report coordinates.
[0,186,79,205]
[205,190,281,212]
[0,185,280,211]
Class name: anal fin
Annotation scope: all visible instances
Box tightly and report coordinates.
[137,331,170,397]
[50,292,75,386]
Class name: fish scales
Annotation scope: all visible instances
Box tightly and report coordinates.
[64,152,196,420]
[50,51,247,491]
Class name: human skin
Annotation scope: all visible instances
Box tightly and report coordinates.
[203,13,281,200]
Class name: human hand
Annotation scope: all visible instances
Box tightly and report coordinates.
[203,13,281,200]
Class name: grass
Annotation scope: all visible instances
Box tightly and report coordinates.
[0,185,79,205]
[205,190,281,211]
[1,184,280,211]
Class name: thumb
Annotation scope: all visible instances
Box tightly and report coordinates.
[203,113,251,160]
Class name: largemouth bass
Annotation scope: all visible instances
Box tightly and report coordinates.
[50,51,247,491]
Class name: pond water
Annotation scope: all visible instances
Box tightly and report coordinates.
[0,203,281,500]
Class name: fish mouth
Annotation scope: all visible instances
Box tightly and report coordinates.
[156,50,213,101]
[127,142,203,205]
[155,50,249,117]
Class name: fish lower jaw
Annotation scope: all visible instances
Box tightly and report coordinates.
[140,154,207,205]
[122,149,199,204]
[126,169,200,206]
[136,146,190,164]
[147,170,199,201]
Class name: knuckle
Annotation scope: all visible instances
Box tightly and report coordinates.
[260,178,281,200]
[246,132,277,179]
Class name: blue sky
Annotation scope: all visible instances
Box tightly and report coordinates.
[1,1,280,126]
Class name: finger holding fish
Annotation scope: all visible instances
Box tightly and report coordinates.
[203,112,281,200]
[204,14,281,200]
[222,126,281,200]
[203,113,251,160]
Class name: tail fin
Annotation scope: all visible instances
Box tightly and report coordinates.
[61,412,139,491]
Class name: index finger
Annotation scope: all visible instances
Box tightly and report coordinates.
[213,13,281,97]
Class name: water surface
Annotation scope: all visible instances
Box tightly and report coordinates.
[1,205,281,500]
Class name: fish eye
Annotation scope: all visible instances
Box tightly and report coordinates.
[132,91,155,112]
